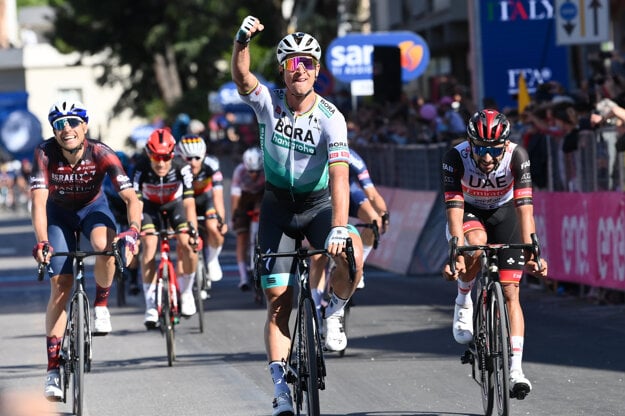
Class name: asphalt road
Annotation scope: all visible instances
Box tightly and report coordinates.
[1,210,624,416]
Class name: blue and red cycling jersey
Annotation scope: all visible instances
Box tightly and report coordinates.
[30,138,133,210]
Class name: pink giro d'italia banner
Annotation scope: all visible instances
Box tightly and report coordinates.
[533,192,625,290]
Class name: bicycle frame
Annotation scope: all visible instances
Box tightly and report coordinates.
[450,234,542,416]
[147,222,181,367]
[37,236,122,416]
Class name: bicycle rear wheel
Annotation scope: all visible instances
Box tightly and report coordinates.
[476,289,494,416]
[159,267,176,367]
[71,292,87,415]
[300,298,320,415]
[490,282,511,415]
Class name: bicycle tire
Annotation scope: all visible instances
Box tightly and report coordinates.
[72,292,86,416]
[301,298,320,415]
[476,287,495,416]
[194,254,206,333]
[339,298,352,358]
[162,265,176,367]
[490,282,511,416]
[115,267,126,307]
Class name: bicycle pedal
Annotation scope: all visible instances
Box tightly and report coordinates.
[460,350,473,364]
[510,385,530,400]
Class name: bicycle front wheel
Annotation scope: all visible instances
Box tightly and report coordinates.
[71,292,87,416]
[301,298,320,416]
[160,266,176,367]
[476,288,494,416]
[194,254,206,333]
[115,267,126,307]
[490,282,511,416]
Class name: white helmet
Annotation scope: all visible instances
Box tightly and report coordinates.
[242,147,262,171]
[276,32,321,64]
[177,134,206,159]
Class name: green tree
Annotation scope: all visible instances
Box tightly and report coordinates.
[46,0,286,122]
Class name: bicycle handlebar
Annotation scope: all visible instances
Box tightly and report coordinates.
[355,220,379,249]
[256,237,357,283]
[37,241,124,281]
[448,233,543,275]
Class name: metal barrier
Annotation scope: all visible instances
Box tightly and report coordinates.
[352,142,448,191]
[353,126,623,193]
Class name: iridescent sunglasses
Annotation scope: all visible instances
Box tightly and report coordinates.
[282,56,318,72]
[52,117,84,131]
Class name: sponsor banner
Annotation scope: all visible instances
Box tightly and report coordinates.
[362,187,438,274]
[478,1,570,110]
[326,32,430,84]
[533,192,625,290]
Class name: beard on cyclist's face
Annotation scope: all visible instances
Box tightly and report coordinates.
[470,141,506,174]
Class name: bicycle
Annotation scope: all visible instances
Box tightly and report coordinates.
[37,235,123,416]
[245,208,264,306]
[254,237,356,416]
[193,215,215,334]
[448,233,542,416]
[142,212,188,367]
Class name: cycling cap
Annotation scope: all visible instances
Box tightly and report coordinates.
[177,134,207,159]
[48,100,89,125]
[146,128,176,155]
[242,147,262,171]
[466,109,510,145]
[276,32,321,64]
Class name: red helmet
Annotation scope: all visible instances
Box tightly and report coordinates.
[466,109,510,145]
[146,128,175,155]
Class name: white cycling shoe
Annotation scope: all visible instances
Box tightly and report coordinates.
[93,306,112,335]
[453,303,473,344]
[324,310,347,352]
[144,307,159,329]
[180,292,197,317]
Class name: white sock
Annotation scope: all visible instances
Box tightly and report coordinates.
[324,292,348,317]
[455,278,475,306]
[207,245,222,263]
[269,361,289,396]
[362,244,373,262]
[178,273,195,294]
[237,261,248,284]
[143,283,156,309]
[510,336,524,373]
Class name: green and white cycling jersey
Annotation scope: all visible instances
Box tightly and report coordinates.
[239,83,350,193]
